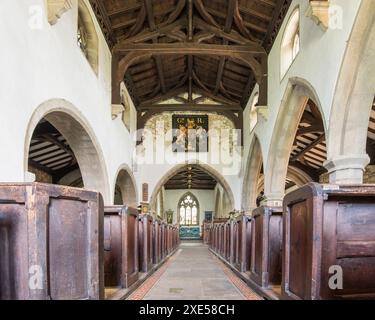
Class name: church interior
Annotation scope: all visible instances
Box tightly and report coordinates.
[1,0,375,301]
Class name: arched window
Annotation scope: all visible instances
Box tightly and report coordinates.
[77,1,99,74]
[179,193,199,226]
[77,11,89,58]
[281,8,300,78]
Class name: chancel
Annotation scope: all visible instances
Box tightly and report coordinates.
[1,0,375,301]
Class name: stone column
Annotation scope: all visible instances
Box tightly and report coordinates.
[324,154,370,184]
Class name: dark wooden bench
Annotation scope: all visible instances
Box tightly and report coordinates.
[223,221,231,261]
[152,218,162,265]
[104,206,138,289]
[282,183,375,300]
[161,221,167,259]
[138,214,153,273]
[250,206,283,288]
[233,214,252,272]
[0,183,104,300]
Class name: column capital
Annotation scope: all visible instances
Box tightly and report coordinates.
[324,154,370,184]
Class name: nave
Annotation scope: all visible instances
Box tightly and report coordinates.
[128,242,261,301]
[1,0,375,302]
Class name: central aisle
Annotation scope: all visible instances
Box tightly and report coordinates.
[136,241,261,300]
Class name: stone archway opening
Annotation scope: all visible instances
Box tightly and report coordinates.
[265,80,324,206]
[113,168,138,207]
[28,118,84,187]
[150,164,235,239]
[25,103,110,202]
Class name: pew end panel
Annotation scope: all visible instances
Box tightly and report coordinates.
[282,183,375,300]
[0,183,104,300]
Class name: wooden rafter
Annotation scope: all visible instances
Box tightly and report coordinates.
[214,0,236,95]
[291,134,326,162]
[113,42,266,105]
[90,0,292,129]
[144,0,166,94]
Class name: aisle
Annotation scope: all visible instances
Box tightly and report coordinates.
[128,241,261,300]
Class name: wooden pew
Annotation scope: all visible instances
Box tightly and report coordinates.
[233,214,252,272]
[167,225,173,254]
[282,183,375,300]
[172,225,180,250]
[161,221,167,259]
[202,222,212,245]
[103,206,139,289]
[138,214,153,273]
[223,221,231,261]
[0,183,104,300]
[152,218,162,265]
[230,219,239,266]
[250,206,283,288]
[211,224,217,252]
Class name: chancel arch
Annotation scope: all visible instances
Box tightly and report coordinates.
[150,163,234,225]
[24,99,110,203]
[265,78,326,206]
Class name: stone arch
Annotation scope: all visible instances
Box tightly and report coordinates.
[265,77,325,206]
[241,135,263,212]
[149,162,235,212]
[326,0,375,184]
[113,164,138,207]
[24,98,110,203]
[287,165,313,187]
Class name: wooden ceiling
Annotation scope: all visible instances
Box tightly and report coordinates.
[289,99,327,181]
[28,120,80,183]
[164,165,217,190]
[90,0,292,122]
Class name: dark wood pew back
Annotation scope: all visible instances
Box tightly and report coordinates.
[250,206,283,288]
[234,214,252,272]
[283,183,375,300]
[104,206,139,289]
[138,214,154,273]
[0,183,104,300]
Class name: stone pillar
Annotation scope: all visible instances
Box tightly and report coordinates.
[324,155,370,184]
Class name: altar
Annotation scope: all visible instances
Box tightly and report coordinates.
[179,226,201,240]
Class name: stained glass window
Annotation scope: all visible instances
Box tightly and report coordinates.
[179,193,199,226]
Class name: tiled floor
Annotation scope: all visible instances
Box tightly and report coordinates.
[130,241,261,300]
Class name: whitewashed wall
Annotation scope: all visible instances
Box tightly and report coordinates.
[0,0,137,204]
